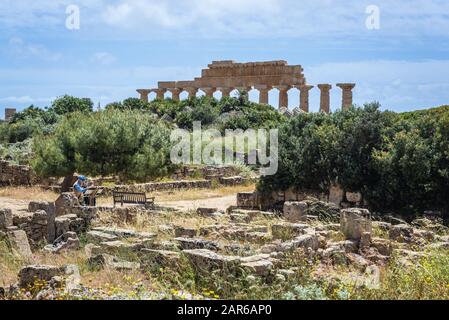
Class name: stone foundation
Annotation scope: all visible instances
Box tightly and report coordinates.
[102,180,212,196]
[0,161,38,186]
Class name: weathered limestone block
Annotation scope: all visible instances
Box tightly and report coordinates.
[327,240,359,254]
[183,249,240,272]
[55,193,80,217]
[18,265,64,288]
[44,232,80,254]
[328,184,344,206]
[196,207,220,217]
[271,223,310,240]
[219,176,244,186]
[54,214,84,239]
[175,237,220,251]
[230,213,251,224]
[237,192,259,209]
[414,229,436,242]
[389,224,414,243]
[29,210,49,245]
[360,231,372,250]
[346,253,370,271]
[140,249,181,267]
[174,226,198,238]
[88,254,140,271]
[346,192,362,203]
[372,221,391,231]
[241,260,273,277]
[283,201,308,222]
[322,247,348,265]
[86,231,118,244]
[7,229,32,258]
[18,264,81,294]
[91,226,156,240]
[292,234,319,251]
[340,208,372,241]
[96,240,144,257]
[371,237,392,256]
[0,208,13,231]
[28,201,56,243]
[280,233,319,252]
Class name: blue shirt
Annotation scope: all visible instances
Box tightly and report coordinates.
[73,182,87,193]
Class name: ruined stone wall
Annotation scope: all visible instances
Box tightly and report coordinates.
[101,180,213,196]
[237,185,364,211]
[0,160,38,186]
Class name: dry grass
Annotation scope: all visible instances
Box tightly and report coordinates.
[0,187,59,202]
[96,184,256,206]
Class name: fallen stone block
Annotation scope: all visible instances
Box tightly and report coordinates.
[241,260,273,277]
[346,253,371,271]
[371,237,392,256]
[346,192,362,203]
[183,249,240,272]
[97,240,144,257]
[0,208,13,231]
[175,237,220,251]
[237,192,259,209]
[140,249,181,267]
[91,227,156,240]
[7,229,32,259]
[389,224,414,243]
[18,265,64,288]
[174,226,198,238]
[88,254,140,271]
[280,233,319,252]
[43,232,80,254]
[86,230,118,244]
[283,201,308,222]
[229,213,251,224]
[55,193,80,217]
[271,223,310,240]
[340,208,372,241]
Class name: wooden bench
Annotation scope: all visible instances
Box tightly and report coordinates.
[113,191,155,208]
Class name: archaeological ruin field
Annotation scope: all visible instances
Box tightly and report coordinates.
[1,93,449,301]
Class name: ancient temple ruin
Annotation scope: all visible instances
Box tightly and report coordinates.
[137,60,355,112]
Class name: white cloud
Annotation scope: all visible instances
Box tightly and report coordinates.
[0,96,55,104]
[8,37,62,62]
[91,52,117,65]
[1,0,449,39]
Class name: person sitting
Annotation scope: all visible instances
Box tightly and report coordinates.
[73,175,89,206]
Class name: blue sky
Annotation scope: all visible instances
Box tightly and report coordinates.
[1,0,449,118]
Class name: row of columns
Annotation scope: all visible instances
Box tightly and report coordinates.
[137,83,356,112]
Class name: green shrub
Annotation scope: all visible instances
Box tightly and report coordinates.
[259,103,449,218]
[32,109,176,182]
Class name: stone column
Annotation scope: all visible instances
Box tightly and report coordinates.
[277,85,290,109]
[202,87,215,98]
[336,83,356,110]
[186,87,198,98]
[136,89,150,103]
[298,85,314,113]
[170,88,182,102]
[318,84,332,113]
[255,86,271,105]
[220,87,233,97]
[156,89,166,100]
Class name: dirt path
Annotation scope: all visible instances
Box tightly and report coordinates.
[0,197,29,215]
[160,194,236,211]
[0,193,238,214]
